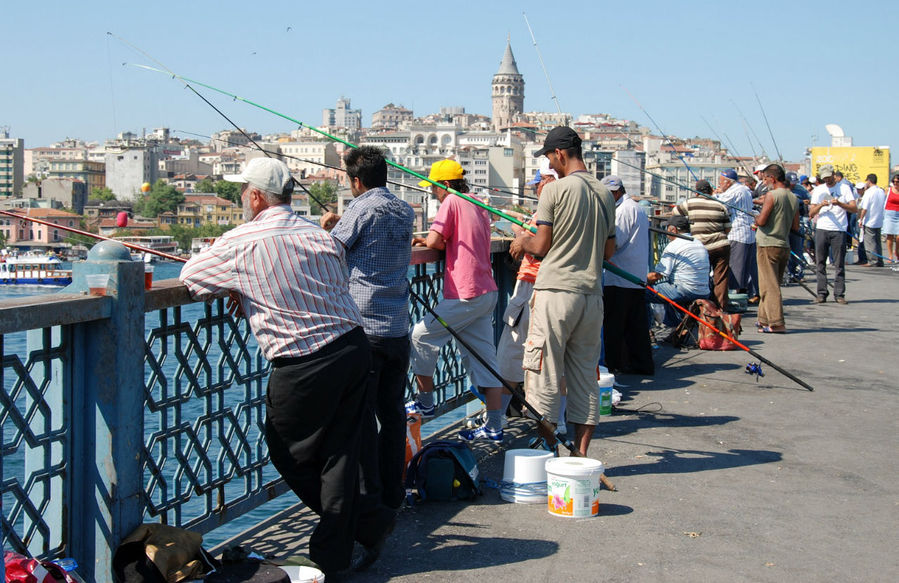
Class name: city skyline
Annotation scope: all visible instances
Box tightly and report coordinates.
[3,0,896,161]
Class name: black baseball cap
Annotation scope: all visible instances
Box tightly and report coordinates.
[535,126,582,157]
[666,215,690,232]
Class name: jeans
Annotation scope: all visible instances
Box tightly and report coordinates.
[646,282,708,327]
[815,229,846,299]
[863,226,884,266]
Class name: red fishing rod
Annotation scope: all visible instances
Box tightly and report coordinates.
[0,209,185,263]
[605,261,814,391]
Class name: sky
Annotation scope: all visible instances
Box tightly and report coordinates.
[3,0,897,163]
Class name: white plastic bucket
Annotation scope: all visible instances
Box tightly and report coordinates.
[545,457,604,518]
[279,565,326,582]
[500,449,554,504]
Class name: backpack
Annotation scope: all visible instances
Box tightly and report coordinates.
[403,440,481,502]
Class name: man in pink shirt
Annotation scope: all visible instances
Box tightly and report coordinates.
[408,159,505,441]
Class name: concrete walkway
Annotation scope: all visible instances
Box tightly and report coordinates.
[216,265,899,582]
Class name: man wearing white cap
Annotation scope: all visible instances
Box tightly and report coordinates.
[180,157,374,577]
[600,175,653,376]
[809,164,857,303]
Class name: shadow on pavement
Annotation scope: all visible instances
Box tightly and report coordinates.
[605,447,782,477]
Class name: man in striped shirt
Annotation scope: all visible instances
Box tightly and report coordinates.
[180,157,372,577]
[672,179,732,309]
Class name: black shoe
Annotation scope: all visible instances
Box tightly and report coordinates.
[352,516,396,572]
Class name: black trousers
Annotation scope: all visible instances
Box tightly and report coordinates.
[602,286,654,375]
[265,327,370,572]
[356,334,410,538]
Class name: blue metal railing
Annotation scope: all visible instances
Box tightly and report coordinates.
[0,241,515,582]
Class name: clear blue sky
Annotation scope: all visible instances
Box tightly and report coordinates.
[4,0,896,162]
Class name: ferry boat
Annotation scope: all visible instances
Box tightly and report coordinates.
[0,253,72,286]
[114,236,178,263]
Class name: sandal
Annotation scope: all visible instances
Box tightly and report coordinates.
[759,325,787,334]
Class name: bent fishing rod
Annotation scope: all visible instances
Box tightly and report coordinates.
[604,261,814,392]
[408,288,615,488]
[126,61,527,230]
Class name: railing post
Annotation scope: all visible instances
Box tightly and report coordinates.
[67,242,145,583]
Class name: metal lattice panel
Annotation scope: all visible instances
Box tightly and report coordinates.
[141,299,275,532]
[0,327,68,558]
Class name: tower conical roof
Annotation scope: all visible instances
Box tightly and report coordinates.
[495,40,520,76]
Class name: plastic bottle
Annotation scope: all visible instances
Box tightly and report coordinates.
[598,372,614,416]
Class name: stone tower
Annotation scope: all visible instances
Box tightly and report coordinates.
[491,39,524,132]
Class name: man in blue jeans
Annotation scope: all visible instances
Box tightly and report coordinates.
[646,215,711,326]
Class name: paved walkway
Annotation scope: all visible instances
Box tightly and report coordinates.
[214,265,899,582]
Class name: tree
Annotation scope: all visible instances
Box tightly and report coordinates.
[91,186,116,201]
[214,180,241,203]
[133,180,185,217]
[307,181,338,215]
[195,178,215,193]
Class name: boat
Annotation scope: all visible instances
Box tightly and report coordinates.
[114,236,178,262]
[0,253,72,286]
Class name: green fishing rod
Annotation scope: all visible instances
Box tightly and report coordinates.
[128,62,527,230]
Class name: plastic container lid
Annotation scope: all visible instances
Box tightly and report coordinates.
[545,457,604,478]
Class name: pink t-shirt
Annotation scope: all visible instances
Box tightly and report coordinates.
[430,194,497,300]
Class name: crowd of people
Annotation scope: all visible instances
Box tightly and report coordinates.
[177,128,897,578]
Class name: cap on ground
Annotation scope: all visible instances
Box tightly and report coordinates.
[819,164,835,179]
[666,215,690,232]
[720,169,739,181]
[600,175,623,191]
[418,159,465,187]
[535,126,581,157]
[224,157,292,195]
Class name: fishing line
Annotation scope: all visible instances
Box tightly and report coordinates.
[523,12,562,114]
[699,115,754,177]
[105,34,119,137]
[752,84,782,162]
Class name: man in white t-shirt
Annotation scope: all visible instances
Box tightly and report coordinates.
[809,164,858,303]
[858,173,886,267]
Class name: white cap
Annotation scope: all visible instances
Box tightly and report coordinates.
[809,176,818,184]
[224,157,293,195]
[537,157,559,180]
[855,182,866,190]
[753,163,767,174]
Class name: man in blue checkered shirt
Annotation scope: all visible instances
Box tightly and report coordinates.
[321,146,415,570]
[716,169,759,302]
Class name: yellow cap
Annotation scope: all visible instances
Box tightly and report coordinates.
[418,159,464,187]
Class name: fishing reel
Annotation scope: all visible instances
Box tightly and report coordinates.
[745,362,764,381]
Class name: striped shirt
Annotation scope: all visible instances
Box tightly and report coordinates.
[715,183,757,244]
[673,197,732,251]
[330,186,415,338]
[180,204,362,360]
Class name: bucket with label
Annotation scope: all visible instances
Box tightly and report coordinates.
[500,449,554,504]
[545,457,604,518]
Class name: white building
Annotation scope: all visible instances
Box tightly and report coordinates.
[322,97,362,130]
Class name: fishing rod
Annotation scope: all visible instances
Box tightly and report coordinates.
[523,12,563,115]
[621,85,699,182]
[108,32,335,215]
[605,261,814,392]
[731,99,770,161]
[699,116,754,178]
[173,129,435,197]
[408,288,615,488]
[130,58,815,391]
[752,84,783,162]
[648,225,693,242]
[129,62,527,230]
[0,209,184,262]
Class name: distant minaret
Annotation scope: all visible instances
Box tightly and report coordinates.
[491,37,524,132]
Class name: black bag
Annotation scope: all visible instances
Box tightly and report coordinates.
[403,440,481,501]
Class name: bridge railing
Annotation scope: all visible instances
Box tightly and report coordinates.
[0,240,514,582]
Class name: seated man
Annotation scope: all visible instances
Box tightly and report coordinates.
[646,215,710,326]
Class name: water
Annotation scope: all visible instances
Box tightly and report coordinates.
[0,261,480,549]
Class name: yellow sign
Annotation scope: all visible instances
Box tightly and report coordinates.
[810,147,891,185]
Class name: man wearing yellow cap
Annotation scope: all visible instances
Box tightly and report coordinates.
[408,160,505,442]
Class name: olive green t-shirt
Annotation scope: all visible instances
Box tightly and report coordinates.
[533,171,616,294]
[757,187,798,249]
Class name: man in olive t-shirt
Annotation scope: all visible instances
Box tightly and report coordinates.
[510,126,616,455]
[755,164,799,332]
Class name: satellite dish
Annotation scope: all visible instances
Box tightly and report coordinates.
[824,124,844,138]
